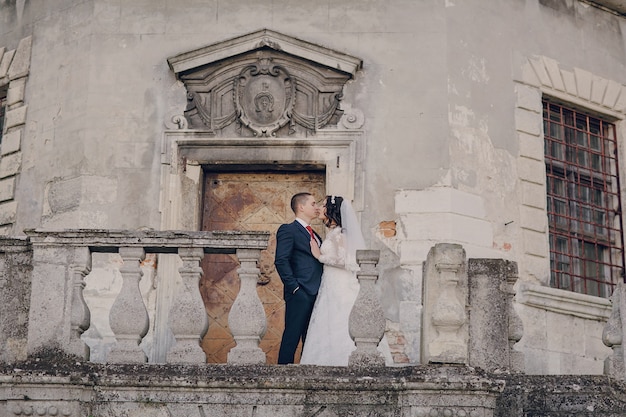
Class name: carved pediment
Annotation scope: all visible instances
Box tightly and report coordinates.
[167,29,363,137]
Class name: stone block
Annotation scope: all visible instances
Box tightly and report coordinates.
[0,200,17,225]
[26,263,70,355]
[0,49,14,80]
[544,350,563,374]
[561,69,578,96]
[521,181,546,209]
[0,177,15,201]
[591,75,608,106]
[518,156,546,185]
[614,84,626,113]
[542,56,565,92]
[603,80,622,108]
[1,129,21,155]
[4,105,27,130]
[583,320,612,359]
[573,67,593,102]
[546,313,585,355]
[6,77,25,106]
[400,212,493,247]
[7,36,31,80]
[522,347,549,374]
[467,259,510,371]
[515,301,548,349]
[0,151,21,178]
[518,131,543,161]
[519,205,546,233]
[515,83,542,113]
[515,107,542,136]
[515,57,540,86]
[522,228,549,257]
[519,252,550,285]
[395,187,486,219]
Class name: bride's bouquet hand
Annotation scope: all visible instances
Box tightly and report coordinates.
[310,240,321,259]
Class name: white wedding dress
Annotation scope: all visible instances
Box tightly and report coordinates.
[300,227,392,366]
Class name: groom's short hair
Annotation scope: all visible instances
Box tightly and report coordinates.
[291,192,312,214]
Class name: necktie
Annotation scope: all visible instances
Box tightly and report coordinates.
[306,225,320,246]
[306,225,315,240]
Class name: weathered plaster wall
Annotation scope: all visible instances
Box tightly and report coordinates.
[0,0,622,249]
[1,0,626,373]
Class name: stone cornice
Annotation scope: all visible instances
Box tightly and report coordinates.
[167,29,363,78]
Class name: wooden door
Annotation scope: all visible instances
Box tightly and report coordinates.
[199,171,325,363]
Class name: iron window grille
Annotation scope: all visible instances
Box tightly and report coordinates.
[543,99,625,298]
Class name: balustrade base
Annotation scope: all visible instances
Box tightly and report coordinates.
[349,349,385,367]
[227,347,266,364]
[604,345,625,378]
[428,341,467,365]
[166,341,207,364]
[107,344,147,364]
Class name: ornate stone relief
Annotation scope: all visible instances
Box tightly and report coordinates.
[167,29,363,137]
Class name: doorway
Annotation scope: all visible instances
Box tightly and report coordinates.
[199,170,326,363]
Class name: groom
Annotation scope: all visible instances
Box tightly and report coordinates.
[274,192,323,364]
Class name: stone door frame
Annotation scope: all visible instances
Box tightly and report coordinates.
[152,129,364,362]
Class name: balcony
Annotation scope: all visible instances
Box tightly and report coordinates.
[0,231,625,416]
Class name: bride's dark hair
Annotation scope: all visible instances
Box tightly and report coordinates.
[323,195,344,228]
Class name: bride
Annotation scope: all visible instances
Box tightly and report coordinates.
[300,195,392,366]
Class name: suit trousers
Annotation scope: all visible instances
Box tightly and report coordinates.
[277,289,317,364]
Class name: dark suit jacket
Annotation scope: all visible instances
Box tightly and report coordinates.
[274,221,323,297]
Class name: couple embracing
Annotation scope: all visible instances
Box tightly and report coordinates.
[274,192,390,366]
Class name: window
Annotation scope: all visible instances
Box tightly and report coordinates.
[544,99,624,297]
[0,85,6,146]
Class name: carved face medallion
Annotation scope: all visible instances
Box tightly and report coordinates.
[234,58,295,137]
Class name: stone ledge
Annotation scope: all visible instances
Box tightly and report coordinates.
[516,282,611,321]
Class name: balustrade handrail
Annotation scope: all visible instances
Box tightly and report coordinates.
[23,228,270,253]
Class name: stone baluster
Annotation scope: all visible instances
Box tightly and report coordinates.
[603,281,625,378]
[68,247,92,360]
[107,247,149,363]
[423,243,468,364]
[227,248,267,364]
[167,247,209,363]
[505,261,524,372]
[348,249,386,367]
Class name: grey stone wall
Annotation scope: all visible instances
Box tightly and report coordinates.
[2,356,626,416]
[495,374,626,417]
[0,237,31,363]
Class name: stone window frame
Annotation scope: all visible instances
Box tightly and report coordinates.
[0,36,32,235]
[514,55,626,319]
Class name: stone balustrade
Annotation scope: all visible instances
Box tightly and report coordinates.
[23,229,270,365]
[14,229,392,368]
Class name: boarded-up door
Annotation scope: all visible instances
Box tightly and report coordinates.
[199,171,325,363]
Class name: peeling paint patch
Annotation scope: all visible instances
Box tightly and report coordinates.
[463,56,490,84]
[450,105,474,127]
